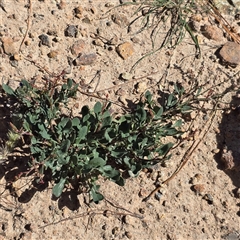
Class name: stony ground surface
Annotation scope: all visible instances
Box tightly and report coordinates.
[0,0,240,239]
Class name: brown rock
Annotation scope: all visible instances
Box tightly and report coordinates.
[192,184,205,195]
[202,25,223,41]
[221,148,235,170]
[1,37,17,55]
[116,42,134,59]
[74,53,97,66]
[111,13,129,27]
[47,50,58,58]
[71,40,86,55]
[219,42,240,66]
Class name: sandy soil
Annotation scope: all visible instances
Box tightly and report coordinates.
[0,0,240,239]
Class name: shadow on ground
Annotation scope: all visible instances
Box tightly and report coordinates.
[215,93,240,193]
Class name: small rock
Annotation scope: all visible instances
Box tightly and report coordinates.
[82,17,92,24]
[155,191,162,201]
[1,37,17,55]
[24,39,31,46]
[116,42,134,59]
[13,53,22,61]
[74,53,97,65]
[111,13,129,27]
[221,148,235,170]
[65,25,78,37]
[119,96,127,105]
[93,39,104,47]
[125,231,132,239]
[139,208,145,214]
[203,193,213,204]
[71,40,86,55]
[189,21,201,32]
[47,50,58,58]
[190,14,202,22]
[120,72,132,81]
[123,215,134,225]
[74,6,83,16]
[192,184,205,195]
[131,36,141,44]
[47,29,57,36]
[107,35,118,45]
[138,188,147,197]
[112,227,119,235]
[219,42,240,66]
[202,25,223,41]
[190,173,203,184]
[161,160,173,167]
[57,0,66,9]
[39,34,50,47]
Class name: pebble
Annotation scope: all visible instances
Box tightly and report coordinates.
[74,6,83,16]
[190,173,202,184]
[93,39,104,47]
[107,35,118,45]
[202,25,223,41]
[125,231,132,239]
[161,159,174,168]
[111,13,129,27]
[39,34,50,47]
[1,37,17,55]
[119,96,128,105]
[219,41,240,66]
[155,191,162,201]
[203,193,214,204]
[138,188,147,197]
[13,53,22,61]
[57,0,66,9]
[120,72,132,81]
[116,42,134,59]
[192,184,205,195]
[131,36,141,44]
[221,148,234,170]
[47,50,58,58]
[71,40,86,55]
[74,53,97,66]
[65,25,78,37]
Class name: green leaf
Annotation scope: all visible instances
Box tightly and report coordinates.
[145,90,153,105]
[87,157,106,169]
[154,106,163,119]
[167,94,173,106]
[72,117,80,127]
[94,102,102,114]
[2,84,15,95]
[52,178,66,198]
[172,119,182,128]
[156,143,174,156]
[90,185,104,203]
[61,139,71,152]
[67,78,73,88]
[78,126,88,140]
[37,123,51,139]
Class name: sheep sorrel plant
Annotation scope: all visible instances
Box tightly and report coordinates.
[2,79,185,202]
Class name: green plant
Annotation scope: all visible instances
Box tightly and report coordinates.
[118,0,201,69]
[2,79,190,202]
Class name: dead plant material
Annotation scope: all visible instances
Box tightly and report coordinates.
[19,0,32,53]
[143,103,218,202]
[205,0,240,44]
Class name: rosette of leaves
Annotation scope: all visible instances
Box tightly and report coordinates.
[3,79,184,202]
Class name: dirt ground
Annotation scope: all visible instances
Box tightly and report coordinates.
[0,0,240,239]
